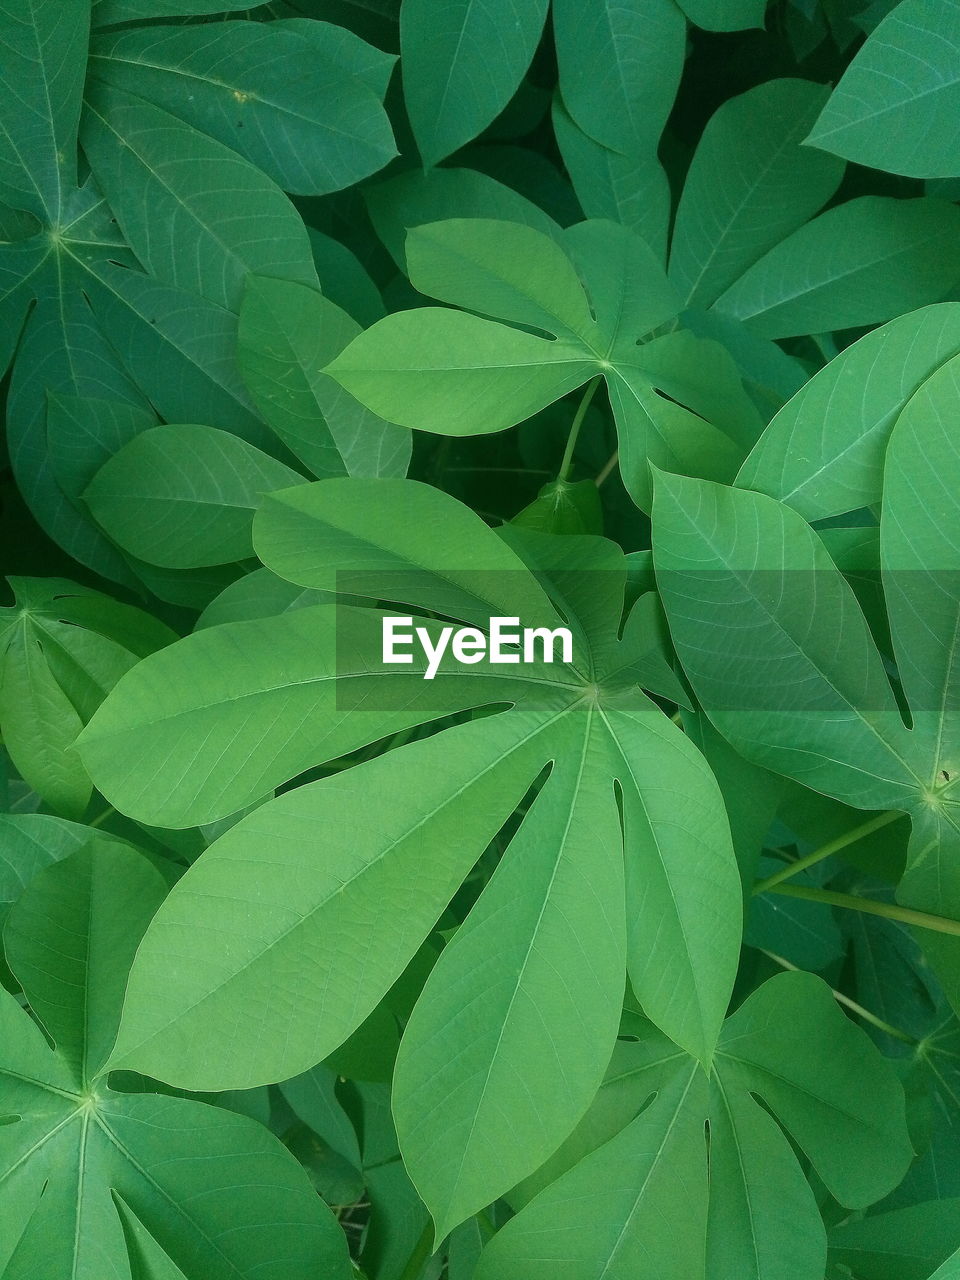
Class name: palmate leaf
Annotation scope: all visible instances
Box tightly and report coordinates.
[0,842,350,1280]
[0,577,175,817]
[327,217,760,509]
[474,973,913,1280]
[652,357,960,1003]
[78,478,742,1238]
[0,3,398,583]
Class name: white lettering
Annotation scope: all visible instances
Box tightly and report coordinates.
[489,616,521,664]
[417,625,453,680]
[382,616,414,664]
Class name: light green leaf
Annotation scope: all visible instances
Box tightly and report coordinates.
[84,481,740,1224]
[394,732,626,1240]
[714,196,960,338]
[83,424,302,568]
[669,79,845,308]
[327,218,758,510]
[807,0,960,178]
[553,0,685,154]
[475,973,912,1280]
[0,0,88,220]
[4,841,167,1084]
[737,303,960,521]
[0,847,351,1280]
[400,0,549,167]
[365,166,562,270]
[237,275,410,479]
[90,21,396,196]
[81,86,318,311]
[327,305,594,435]
[881,357,960,762]
[651,468,923,809]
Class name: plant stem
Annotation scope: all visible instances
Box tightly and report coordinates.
[752,810,901,895]
[397,1223,434,1280]
[88,804,117,830]
[595,447,619,488]
[559,377,601,482]
[767,883,960,937]
[758,949,916,1044]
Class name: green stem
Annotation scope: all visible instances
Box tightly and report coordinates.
[758,949,915,1044]
[559,377,601,482]
[397,1222,434,1280]
[752,810,901,895]
[767,883,960,937]
[88,805,116,830]
[594,447,619,488]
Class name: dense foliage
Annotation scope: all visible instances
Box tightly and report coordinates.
[3,0,960,1276]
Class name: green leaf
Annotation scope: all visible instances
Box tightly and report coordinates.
[677,0,767,30]
[237,275,411,479]
[81,86,318,312]
[327,218,759,510]
[0,845,351,1280]
[828,1199,960,1280]
[393,731,626,1239]
[513,479,603,534]
[552,97,671,261]
[94,0,260,20]
[0,576,174,816]
[475,973,912,1280]
[553,0,685,154]
[4,840,167,1084]
[0,0,88,220]
[83,425,302,568]
[89,21,397,196]
[400,0,549,167]
[651,468,923,809]
[714,196,960,338]
[737,303,960,521]
[807,0,960,178]
[46,394,157,508]
[365,166,562,271]
[84,481,740,1235]
[669,79,845,308]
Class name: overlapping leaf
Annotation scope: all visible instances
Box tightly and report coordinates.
[327,217,761,508]
[653,357,960,1002]
[0,841,351,1280]
[0,577,175,817]
[0,2,397,585]
[474,973,912,1280]
[78,478,741,1237]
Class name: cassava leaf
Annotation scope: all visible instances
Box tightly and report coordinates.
[807,0,960,178]
[327,217,759,509]
[81,479,741,1238]
[737,303,960,521]
[474,973,912,1280]
[83,424,303,568]
[89,21,397,196]
[400,0,549,167]
[0,843,351,1280]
